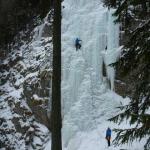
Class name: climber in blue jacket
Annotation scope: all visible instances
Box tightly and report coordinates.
[75,38,82,51]
[106,127,111,147]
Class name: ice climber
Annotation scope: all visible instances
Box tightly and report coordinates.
[75,38,82,51]
[106,127,111,147]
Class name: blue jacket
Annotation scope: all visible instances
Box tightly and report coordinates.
[106,128,111,137]
[75,38,81,45]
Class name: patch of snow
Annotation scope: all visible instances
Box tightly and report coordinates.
[25,71,38,80]
[9,88,23,99]
[33,94,42,100]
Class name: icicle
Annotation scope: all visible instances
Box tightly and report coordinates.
[104,9,120,90]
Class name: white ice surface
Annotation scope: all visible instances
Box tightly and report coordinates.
[45,0,145,149]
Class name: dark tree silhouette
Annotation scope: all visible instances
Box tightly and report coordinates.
[0,0,51,58]
[51,0,62,149]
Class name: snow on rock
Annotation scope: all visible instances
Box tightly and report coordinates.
[0,12,52,149]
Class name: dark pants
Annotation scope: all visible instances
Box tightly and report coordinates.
[75,43,81,51]
[106,136,111,146]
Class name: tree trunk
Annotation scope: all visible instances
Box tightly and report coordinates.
[51,0,62,150]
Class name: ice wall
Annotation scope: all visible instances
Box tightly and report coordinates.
[61,0,120,148]
[104,9,120,90]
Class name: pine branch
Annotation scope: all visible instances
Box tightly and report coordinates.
[113,126,150,149]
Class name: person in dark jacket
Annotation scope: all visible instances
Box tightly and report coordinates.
[75,38,82,51]
[106,127,111,147]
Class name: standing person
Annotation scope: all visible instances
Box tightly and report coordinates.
[106,127,111,147]
[75,38,82,51]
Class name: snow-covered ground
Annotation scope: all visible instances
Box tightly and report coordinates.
[45,0,145,149]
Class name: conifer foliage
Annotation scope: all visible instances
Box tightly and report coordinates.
[103,0,150,149]
[0,0,51,56]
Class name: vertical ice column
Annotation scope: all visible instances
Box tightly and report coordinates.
[105,9,120,90]
[107,9,119,50]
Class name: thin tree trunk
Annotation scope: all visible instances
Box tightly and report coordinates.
[51,0,62,149]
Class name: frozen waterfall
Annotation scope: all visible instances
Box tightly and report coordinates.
[44,0,146,149]
[61,0,121,149]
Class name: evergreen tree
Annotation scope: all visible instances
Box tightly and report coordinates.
[0,0,51,57]
[103,0,150,149]
[51,0,62,149]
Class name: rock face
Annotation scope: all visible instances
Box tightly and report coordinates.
[114,26,133,98]
[0,11,53,150]
[115,63,143,99]
[23,69,52,130]
[114,79,132,98]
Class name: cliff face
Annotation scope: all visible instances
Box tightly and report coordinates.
[0,11,53,149]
